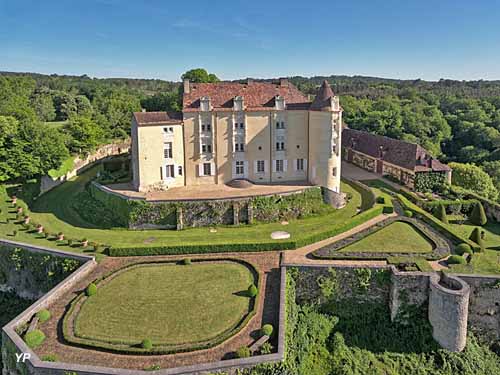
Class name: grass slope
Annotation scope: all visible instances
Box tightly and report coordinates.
[0,166,365,251]
[340,221,434,254]
[74,262,253,345]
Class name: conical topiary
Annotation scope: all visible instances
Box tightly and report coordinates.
[433,204,448,224]
[470,202,487,226]
[469,227,484,251]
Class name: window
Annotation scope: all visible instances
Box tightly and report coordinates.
[257,160,265,173]
[235,143,245,152]
[276,159,284,172]
[202,144,212,153]
[235,161,244,175]
[234,122,244,130]
[332,167,337,177]
[276,142,285,151]
[163,142,173,158]
[332,144,337,154]
[203,163,212,176]
[165,164,174,178]
[296,158,304,171]
[163,127,174,133]
[178,166,183,176]
[276,121,285,129]
[201,124,211,132]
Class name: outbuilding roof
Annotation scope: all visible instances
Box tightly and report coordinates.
[133,111,183,126]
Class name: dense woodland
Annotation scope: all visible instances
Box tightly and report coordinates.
[1,69,500,201]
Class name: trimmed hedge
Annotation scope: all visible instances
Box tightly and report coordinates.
[470,202,488,226]
[141,338,153,350]
[387,257,434,272]
[107,205,384,256]
[448,255,466,265]
[382,205,394,214]
[396,193,481,253]
[247,284,258,297]
[62,258,261,355]
[456,243,473,256]
[24,329,46,349]
[261,324,274,337]
[36,309,51,323]
[86,283,97,296]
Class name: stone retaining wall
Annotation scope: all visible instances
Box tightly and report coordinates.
[40,140,131,195]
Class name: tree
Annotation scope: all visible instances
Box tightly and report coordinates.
[470,202,487,226]
[181,68,220,83]
[32,93,56,122]
[469,227,485,250]
[449,162,498,201]
[141,92,181,112]
[64,116,105,154]
[433,204,448,224]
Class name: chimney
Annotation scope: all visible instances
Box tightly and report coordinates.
[279,78,288,87]
[247,78,254,85]
[183,78,190,94]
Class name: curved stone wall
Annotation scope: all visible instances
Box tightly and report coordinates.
[428,273,470,352]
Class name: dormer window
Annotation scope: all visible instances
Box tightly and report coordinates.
[201,124,211,132]
[275,95,285,110]
[200,96,211,112]
[276,121,285,129]
[234,96,244,111]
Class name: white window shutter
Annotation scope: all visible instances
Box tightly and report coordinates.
[232,161,236,178]
[198,164,204,177]
[211,162,216,176]
[244,161,249,178]
[254,160,258,174]
[283,160,288,172]
[304,159,308,172]
[264,160,269,173]
[293,159,297,172]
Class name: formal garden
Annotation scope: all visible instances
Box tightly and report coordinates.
[61,259,259,354]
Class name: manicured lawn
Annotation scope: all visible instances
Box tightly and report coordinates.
[340,222,434,254]
[74,262,254,346]
[448,249,500,275]
[449,221,500,250]
[0,166,366,252]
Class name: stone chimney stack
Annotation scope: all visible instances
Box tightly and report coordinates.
[183,78,190,94]
[247,78,254,85]
[279,78,288,87]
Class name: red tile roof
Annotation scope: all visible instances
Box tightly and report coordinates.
[183,81,311,111]
[342,128,451,172]
[133,111,183,126]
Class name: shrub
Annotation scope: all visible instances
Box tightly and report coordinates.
[470,202,487,226]
[376,196,386,204]
[36,309,51,323]
[469,228,485,250]
[141,338,153,350]
[181,258,192,265]
[404,210,413,218]
[382,205,394,214]
[24,329,46,348]
[12,230,17,237]
[41,354,57,362]
[144,365,161,371]
[433,204,448,224]
[67,239,74,247]
[86,282,97,296]
[456,243,473,256]
[447,255,466,265]
[260,342,273,355]
[261,324,274,337]
[247,283,258,297]
[236,346,251,358]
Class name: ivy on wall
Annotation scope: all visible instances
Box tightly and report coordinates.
[414,172,446,193]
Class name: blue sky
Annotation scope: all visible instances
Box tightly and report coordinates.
[1,0,500,81]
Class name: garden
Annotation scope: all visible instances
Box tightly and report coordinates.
[0,166,385,256]
[63,259,259,354]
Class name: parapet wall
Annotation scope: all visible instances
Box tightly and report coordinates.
[428,273,470,352]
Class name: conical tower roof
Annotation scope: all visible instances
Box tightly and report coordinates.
[310,80,334,111]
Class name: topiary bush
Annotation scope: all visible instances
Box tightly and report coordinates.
[376,196,386,204]
[236,346,251,358]
[456,243,473,256]
[382,206,394,214]
[469,228,485,251]
[433,204,448,224]
[261,324,274,337]
[86,282,97,296]
[142,338,153,350]
[447,255,466,265]
[41,354,57,362]
[181,258,192,265]
[470,202,487,226]
[36,309,51,323]
[404,210,413,218]
[24,329,46,348]
[247,283,258,298]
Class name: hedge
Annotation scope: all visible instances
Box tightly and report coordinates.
[108,205,385,257]
[62,258,261,355]
[387,256,434,272]
[397,193,481,253]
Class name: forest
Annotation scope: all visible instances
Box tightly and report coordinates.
[1,69,499,201]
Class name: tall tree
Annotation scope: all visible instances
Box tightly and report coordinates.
[181,68,220,83]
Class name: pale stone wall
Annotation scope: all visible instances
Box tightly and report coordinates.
[428,273,470,352]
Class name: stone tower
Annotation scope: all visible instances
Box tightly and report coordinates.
[308,81,345,207]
